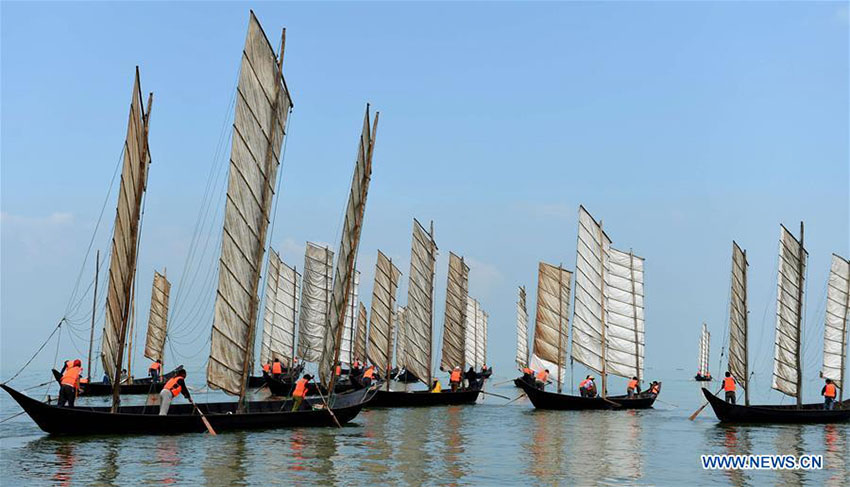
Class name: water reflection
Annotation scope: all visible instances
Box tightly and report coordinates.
[397,408,433,486]
[823,424,847,487]
[97,439,120,486]
[202,432,247,486]
[775,425,805,487]
[718,425,751,487]
[439,406,468,486]
[51,441,76,487]
[525,411,565,485]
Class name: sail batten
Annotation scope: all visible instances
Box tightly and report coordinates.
[464,298,479,368]
[771,225,807,398]
[354,302,368,362]
[698,323,710,377]
[728,242,748,391]
[297,243,333,363]
[367,251,401,374]
[822,254,849,389]
[143,271,170,363]
[605,247,644,380]
[440,253,469,370]
[532,263,573,384]
[339,271,361,366]
[516,286,529,369]
[260,250,300,364]
[403,220,437,385]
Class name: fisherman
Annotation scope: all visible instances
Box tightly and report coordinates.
[291,374,311,412]
[465,366,479,390]
[351,359,363,379]
[450,366,462,392]
[261,362,271,377]
[361,365,375,388]
[723,371,737,404]
[120,368,129,384]
[58,359,82,407]
[822,378,837,411]
[522,366,534,383]
[158,369,192,415]
[148,359,162,382]
[535,369,550,391]
[579,375,595,397]
[271,358,283,380]
[431,377,442,393]
[627,377,641,398]
[335,362,343,378]
[648,381,661,396]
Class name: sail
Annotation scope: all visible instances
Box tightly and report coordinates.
[532,262,572,384]
[516,286,529,369]
[207,12,292,395]
[476,307,488,367]
[260,250,300,364]
[822,254,849,388]
[297,243,333,363]
[464,298,479,368]
[403,220,437,384]
[605,247,645,380]
[394,306,407,368]
[354,302,368,362]
[698,323,710,377]
[143,271,170,362]
[318,106,378,384]
[728,242,748,387]
[571,206,612,375]
[367,251,401,373]
[440,253,469,370]
[772,225,807,398]
[339,271,361,366]
[102,69,152,381]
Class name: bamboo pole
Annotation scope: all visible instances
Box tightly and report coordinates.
[86,250,100,382]
[794,222,805,407]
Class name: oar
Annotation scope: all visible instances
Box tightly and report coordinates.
[689,387,723,421]
[503,393,526,405]
[478,390,511,400]
[491,379,515,387]
[602,397,622,408]
[190,400,217,435]
[311,380,342,429]
[654,398,679,408]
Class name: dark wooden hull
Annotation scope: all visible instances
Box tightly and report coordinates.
[53,366,184,397]
[2,384,372,436]
[702,388,850,424]
[391,368,420,383]
[265,376,356,397]
[694,375,712,382]
[517,379,659,410]
[368,387,481,408]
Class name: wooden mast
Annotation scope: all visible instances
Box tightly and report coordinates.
[794,222,805,407]
[427,220,435,387]
[86,250,100,382]
[598,221,608,398]
[556,264,564,393]
[630,250,640,384]
[291,265,298,368]
[841,259,849,402]
[386,257,396,391]
[742,248,750,406]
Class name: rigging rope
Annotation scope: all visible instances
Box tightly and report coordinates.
[1,320,64,385]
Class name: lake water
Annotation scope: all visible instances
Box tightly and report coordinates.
[1,368,847,486]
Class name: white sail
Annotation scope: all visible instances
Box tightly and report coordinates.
[394,306,407,369]
[532,262,573,383]
[728,242,748,388]
[297,243,333,363]
[102,69,152,381]
[464,298,480,368]
[367,251,401,374]
[476,307,488,367]
[440,253,469,370]
[260,250,300,364]
[339,270,361,366]
[605,247,645,380]
[698,323,710,377]
[516,286,529,369]
[143,270,170,362]
[822,254,849,388]
[318,106,378,384]
[772,225,807,398]
[402,220,437,385]
[354,302,368,363]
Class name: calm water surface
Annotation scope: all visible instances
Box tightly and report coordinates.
[1,368,847,486]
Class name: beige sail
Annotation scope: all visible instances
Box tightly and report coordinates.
[516,286,529,369]
[355,302,368,362]
[339,271,361,366]
[403,220,437,385]
[143,271,170,362]
[102,69,152,381]
[822,254,849,389]
[476,306,488,367]
[297,243,333,363]
[318,106,378,384]
[367,251,401,374]
[728,242,748,390]
[207,12,293,396]
[440,253,469,370]
[464,297,479,368]
[772,225,807,398]
[698,323,710,377]
[532,262,573,386]
[394,306,407,368]
[605,247,645,380]
[260,250,300,364]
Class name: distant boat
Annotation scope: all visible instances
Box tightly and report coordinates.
[694,323,712,381]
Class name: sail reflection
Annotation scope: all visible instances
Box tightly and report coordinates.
[51,441,76,487]
[439,405,468,486]
[718,424,751,487]
[565,410,644,483]
[526,411,565,484]
[202,432,246,486]
[823,424,847,487]
[97,439,120,486]
[775,425,805,487]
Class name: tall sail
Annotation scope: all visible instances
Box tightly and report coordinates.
[367,251,401,373]
[476,306,488,367]
[698,323,710,377]
[403,220,437,385]
[394,306,407,369]
[102,69,152,382]
[354,302,368,362]
[297,243,333,363]
[728,241,748,394]
[532,262,573,387]
[143,271,170,362]
[772,225,807,399]
[605,247,645,380]
[318,106,379,385]
[464,298,480,368]
[516,286,529,369]
[339,271,361,366]
[822,254,849,390]
[260,250,300,364]
[440,253,469,370]
[207,12,293,396]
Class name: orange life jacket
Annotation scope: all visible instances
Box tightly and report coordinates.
[627,379,638,390]
[335,365,342,376]
[60,366,81,389]
[262,363,271,373]
[723,377,736,392]
[580,379,591,389]
[450,369,461,382]
[293,378,308,398]
[164,376,183,397]
[824,383,837,398]
[149,362,161,371]
[649,383,660,394]
[272,362,283,375]
[363,367,375,379]
[537,370,549,382]
[522,367,532,375]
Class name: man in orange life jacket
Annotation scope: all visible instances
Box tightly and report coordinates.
[271,358,283,380]
[521,366,534,383]
[291,374,311,412]
[627,377,641,398]
[262,362,271,377]
[361,365,375,388]
[449,366,462,392]
[579,375,596,397]
[159,369,192,415]
[822,378,838,410]
[535,369,550,391]
[723,371,737,404]
[148,359,163,382]
[58,359,83,407]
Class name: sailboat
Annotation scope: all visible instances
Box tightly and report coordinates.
[513,286,530,388]
[5,11,373,435]
[517,206,661,410]
[703,225,850,422]
[366,250,402,388]
[694,323,712,381]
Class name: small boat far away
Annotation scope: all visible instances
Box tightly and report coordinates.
[694,323,712,381]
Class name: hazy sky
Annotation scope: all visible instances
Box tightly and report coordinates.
[2,2,847,400]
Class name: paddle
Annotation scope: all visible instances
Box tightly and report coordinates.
[491,379,515,387]
[503,393,526,406]
[310,379,342,429]
[479,390,511,400]
[190,400,217,435]
[689,387,723,421]
[602,397,622,408]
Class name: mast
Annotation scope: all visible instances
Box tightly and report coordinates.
[842,266,849,402]
[292,265,298,367]
[86,250,100,382]
[428,220,435,386]
[386,256,395,391]
[794,222,804,407]
[630,251,640,383]
[742,248,749,406]
[557,265,564,393]
[598,221,608,398]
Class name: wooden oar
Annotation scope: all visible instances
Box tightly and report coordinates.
[311,380,342,428]
[503,393,526,405]
[491,379,515,387]
[602,397,622,408]
[689,387,723,421]
[479,390,511,400]
[190,400,217,435]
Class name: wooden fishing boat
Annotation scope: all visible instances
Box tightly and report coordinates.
[694,323,712,381]
[390,368,420,383]
[265,375,356,397]
[517,379,659,410]
[2,384,373,436]
[53,366,184,396]
[701,388,850,423]
[369,386,481,408]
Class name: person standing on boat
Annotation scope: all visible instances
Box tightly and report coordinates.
[449,366,462,392]
[465,366,479,390]
[261,362,271,378]
[535,369,550,390]
[291,374,311,412]
[822,379,838,410]
[58,359,82,407]
[148,360,162,382]
[158,370,192,415]
[579,375,594,397]
[271,358,283,380]
[723,371,737,404]
[431,378,442,393]
[627,377,641,398]
[522,366,534,383]
[361,365,375,388]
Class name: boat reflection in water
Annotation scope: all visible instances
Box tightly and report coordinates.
[526,410,566,484]
[52,442,75,487]
[718,425,752,487]
[96,439,120,487]
[823,424,847,487]
[202,433,246,486]
[775,425,805,487]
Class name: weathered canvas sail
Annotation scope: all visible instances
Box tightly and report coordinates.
[394,306,407,368]
[143,271,170,362]
[532,262,572,386]
[698,323,710,377]
[440,253,469,370]
[102,69,152,381]
[728,242,748,390]
[475,306,488,367]
[260,250,300,364]
[354,302,368,362]
[605,247,645,380]
[516,286,529,369]
[571,206,612,375]
[319,106,378,384]
[822,254,849,389]
[367,251,401,373]
[464,298,480,368]
[772,225,807,398]
[297,243,334,363]
[403,220,437,385]
[339,271,361,366]
[207,12,293,396]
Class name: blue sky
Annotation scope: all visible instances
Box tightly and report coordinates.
[1,2,847,399]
